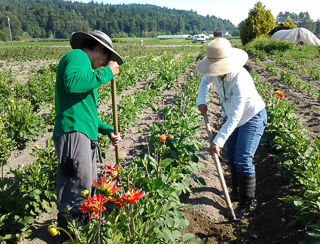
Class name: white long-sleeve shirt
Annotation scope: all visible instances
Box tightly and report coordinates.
[196,67,265,148]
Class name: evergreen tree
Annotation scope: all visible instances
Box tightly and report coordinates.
[283,17,297,29]
[240,1,276,45]
[315,19,320,34]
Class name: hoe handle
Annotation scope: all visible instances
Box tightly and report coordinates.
[203,112,237,220]
[111,77,120,165]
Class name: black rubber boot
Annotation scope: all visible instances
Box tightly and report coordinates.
[236,174,257,219]
[57,213,70,244]
[229,164,238,202]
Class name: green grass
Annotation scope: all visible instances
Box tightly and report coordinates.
[246,36,320,61]
[0,36,241,48]
[0,39,69,47]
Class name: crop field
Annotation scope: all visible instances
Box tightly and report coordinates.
[0,37,320,244]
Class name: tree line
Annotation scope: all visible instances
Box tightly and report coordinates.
[276,12,320,34]
[238,10,320,35]
[238,1,320,46]
[0,0,237,41]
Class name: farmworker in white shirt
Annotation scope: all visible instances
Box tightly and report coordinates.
[196,38,267,219]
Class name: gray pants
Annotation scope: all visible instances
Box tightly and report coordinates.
[54,132,98,215]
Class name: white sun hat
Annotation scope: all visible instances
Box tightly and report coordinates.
[196,38,248,76]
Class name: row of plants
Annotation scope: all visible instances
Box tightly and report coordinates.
[254,58,320,100]
[0,47,199,178]
[0,47,199,242]
[252,72,320,243]
[0,44,200,62]
[238,36,320,62]
[276,58,320,81]
[52,69,205,243]
[236,36,320,83]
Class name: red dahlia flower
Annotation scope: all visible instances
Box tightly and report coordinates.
[160,134,170,142]
[116,188,145,207]
[80,194,107,217]
[106,164,119,179]
[93,174,121,197]
[275,91,284,100]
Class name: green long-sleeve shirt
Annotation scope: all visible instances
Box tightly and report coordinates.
[52,49,114,140]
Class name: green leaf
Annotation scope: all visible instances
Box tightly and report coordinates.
[23,216,35,224]
[159,158,173,169]
[182,233,203,243]
[196,154,206,160]
[33,189,42,195]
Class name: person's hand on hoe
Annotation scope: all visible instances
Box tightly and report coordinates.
[110,132,121,147]
[108,61,119,76]
[210,143,221,157]
[198,104,207,116]
[198,104,221,157]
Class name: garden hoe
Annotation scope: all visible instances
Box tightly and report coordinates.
[203,112,237,221]
[111,77,120,166]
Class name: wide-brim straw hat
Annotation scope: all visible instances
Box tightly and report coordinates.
[70,30,123,65]
[196,38,248,76]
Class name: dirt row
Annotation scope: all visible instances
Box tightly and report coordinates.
[247,56,320,142]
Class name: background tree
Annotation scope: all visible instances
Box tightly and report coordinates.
[0,0,237,40]
[232,29,240,36]
[315,19,320,34]
[276,11,317,33]
[237,20,245,31]
[283,17,297,29]
[297,12,315,33]
[240,1,276,45]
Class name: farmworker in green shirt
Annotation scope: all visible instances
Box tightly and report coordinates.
[196,38,267,219]
[52,30,123,243]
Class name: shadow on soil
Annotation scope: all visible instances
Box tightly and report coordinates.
[182,143,305,243]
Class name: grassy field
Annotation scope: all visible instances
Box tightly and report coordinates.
[0,36,242,47]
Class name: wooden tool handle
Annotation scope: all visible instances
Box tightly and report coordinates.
[111,77,120,165]
[203,112,237,220]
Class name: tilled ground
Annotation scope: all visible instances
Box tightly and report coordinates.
[8,53,314,243]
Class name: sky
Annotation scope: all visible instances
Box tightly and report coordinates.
[76,0,319,26]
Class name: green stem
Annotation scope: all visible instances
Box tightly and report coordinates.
[144,233,166,243]
[56,227,75,244]
[97,194,103,244]
[112,202,115,225]
[130,204,135,241]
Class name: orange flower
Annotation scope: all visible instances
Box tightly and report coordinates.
[275,91,284,100]
[116,188,145,207]
[106,165,119,179]
[93,174,121,197]
[160,134,170,142]
[80,194,107,217]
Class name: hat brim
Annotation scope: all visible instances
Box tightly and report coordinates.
[70,32,123,65]
[196,48,248,76]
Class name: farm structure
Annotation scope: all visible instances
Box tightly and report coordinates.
[271,27,320,45]
[213,30,231,37]
[156,34,192,39]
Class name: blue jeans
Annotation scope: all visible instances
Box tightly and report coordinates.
[225,108,267,176]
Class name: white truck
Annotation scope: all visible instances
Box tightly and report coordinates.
[193,35,206,43]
